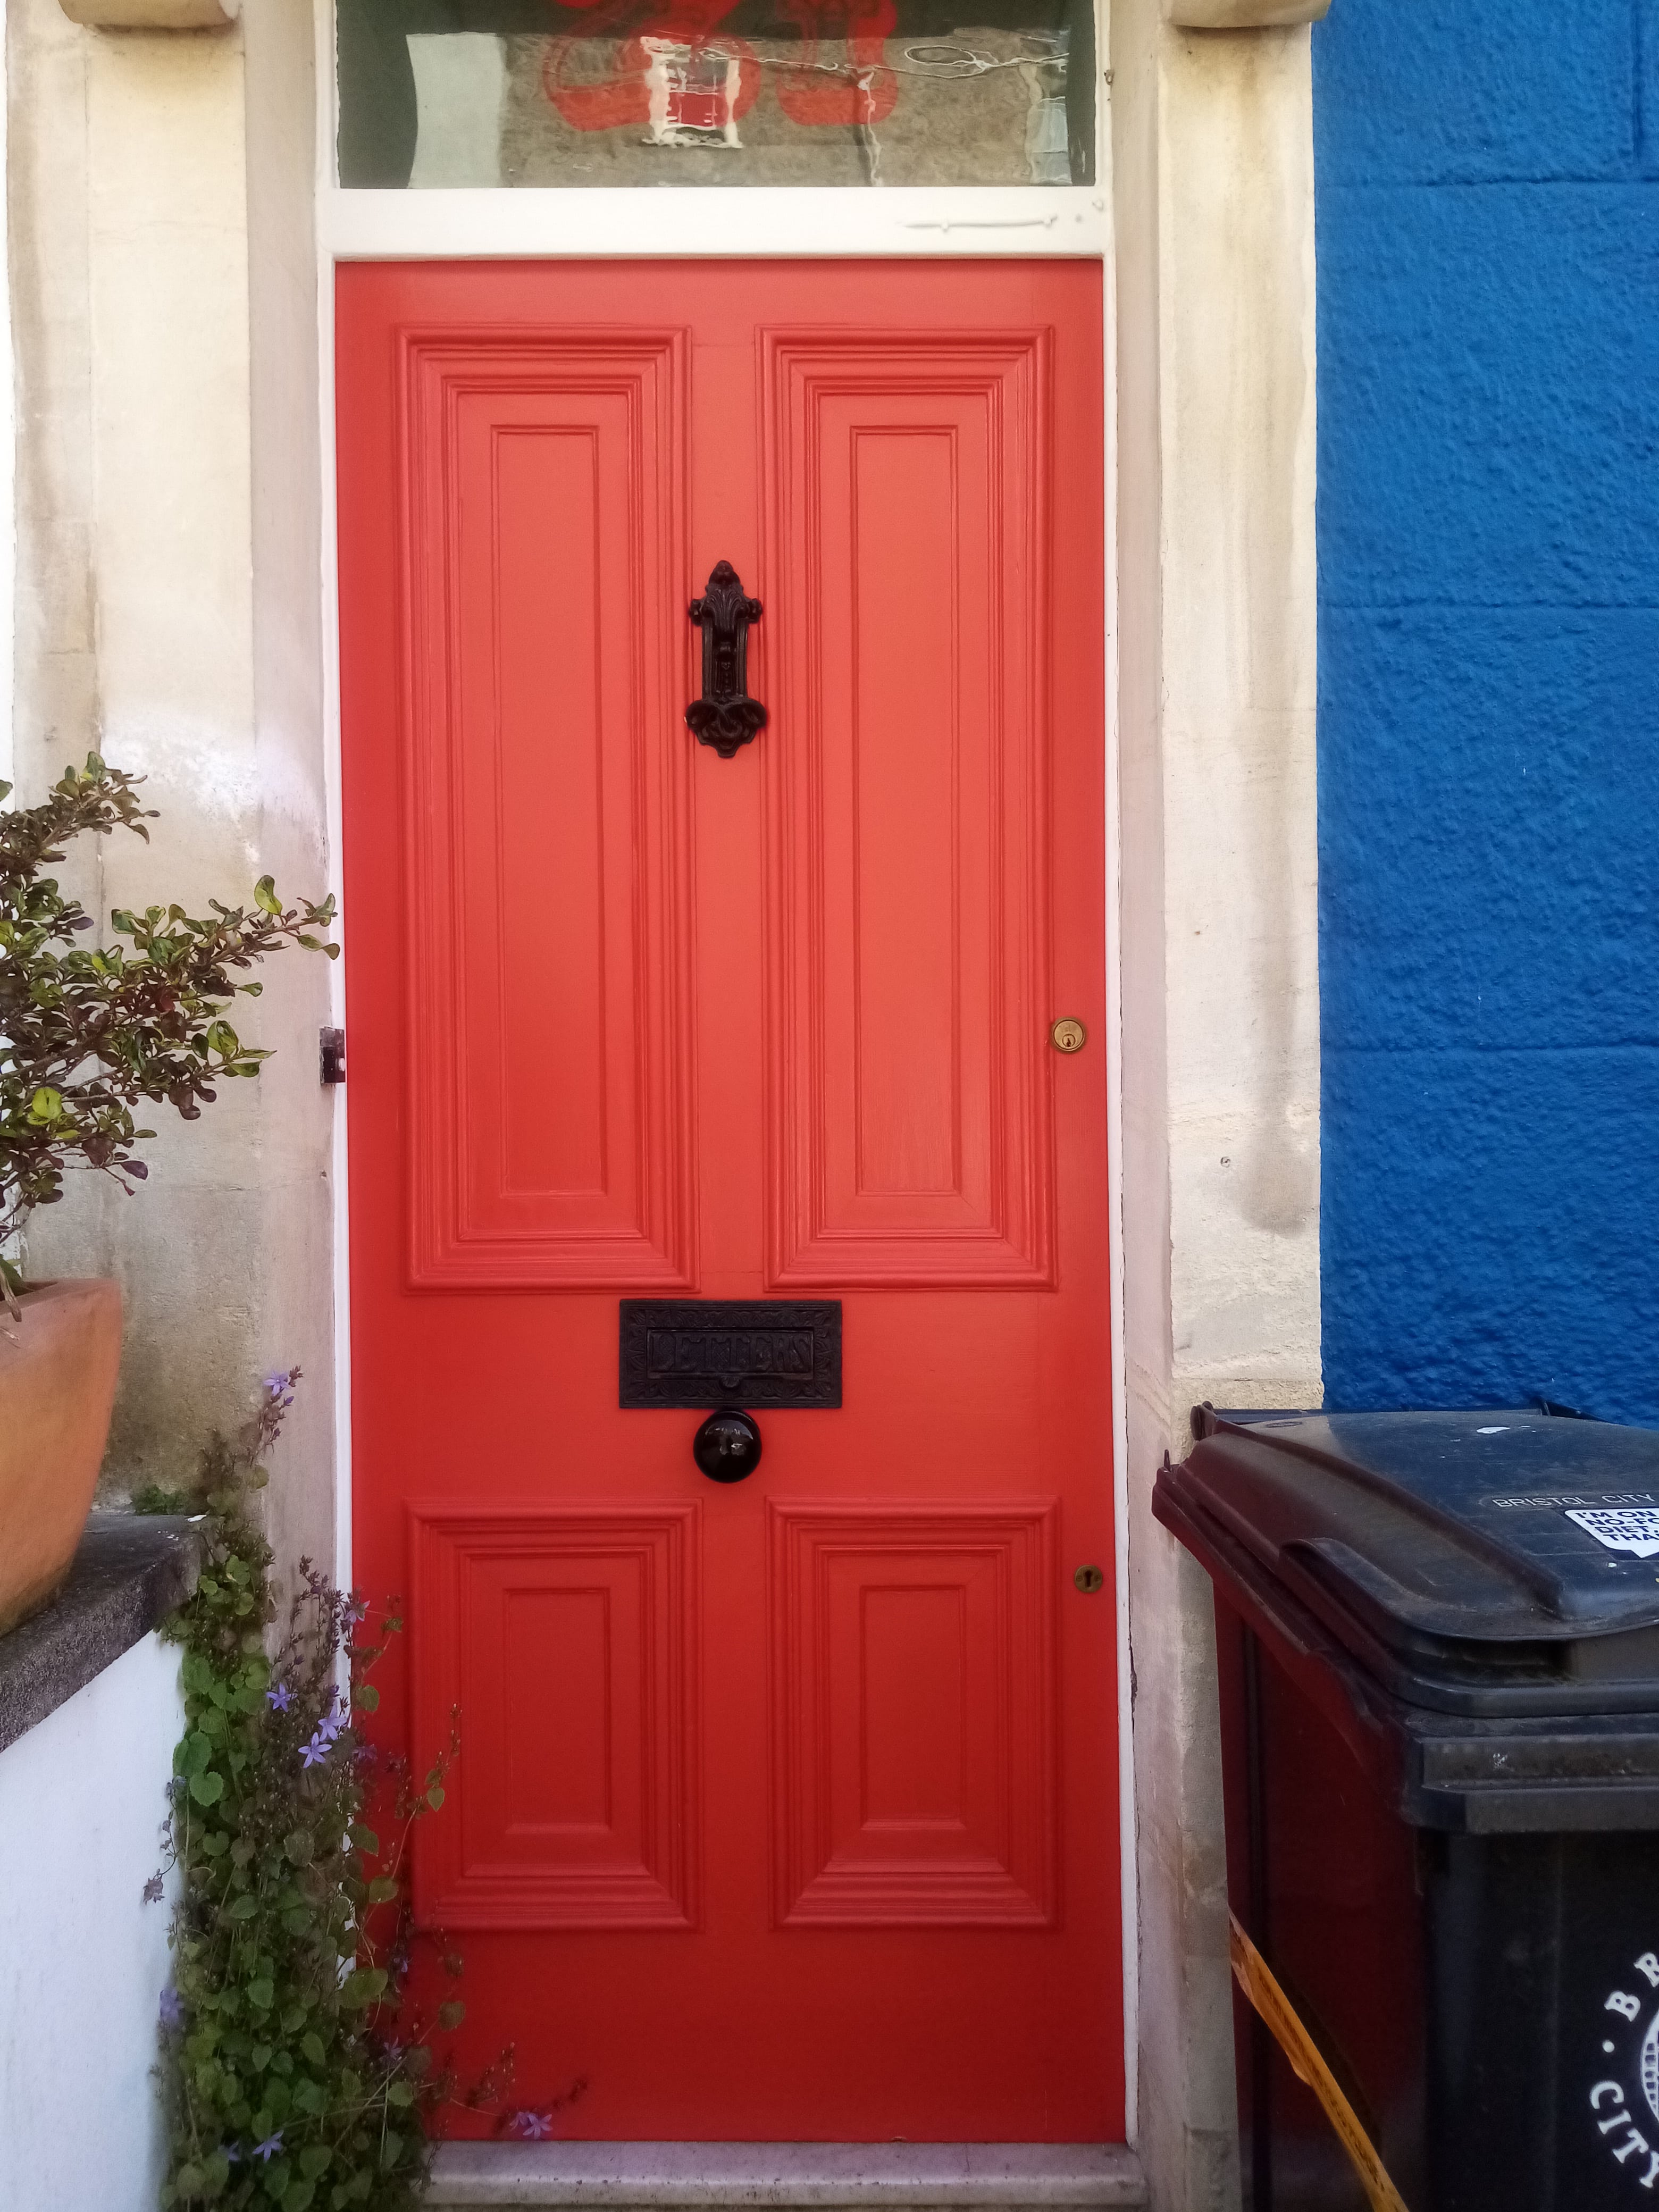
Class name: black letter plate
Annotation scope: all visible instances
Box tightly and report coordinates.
[619,1300,841,1409]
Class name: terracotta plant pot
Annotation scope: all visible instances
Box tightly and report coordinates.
[0,1278,124,1637]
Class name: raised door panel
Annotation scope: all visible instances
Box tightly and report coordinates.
[770,1503,1058,1926]
[403,334,694,1289]
[410,1506,698,1929]
[764,333,1054,1288]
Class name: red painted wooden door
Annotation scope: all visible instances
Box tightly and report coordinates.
[339,259,1117,2143]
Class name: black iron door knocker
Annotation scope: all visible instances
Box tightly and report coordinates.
[686,560,765,757]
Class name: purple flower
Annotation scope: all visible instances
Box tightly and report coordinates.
[158,1987,186,2031]
[265,1682,292,1713]
[345,1597,368,1627]
[510,2111,555,2140]
[300,1733,329,1769]
[141,1873,165,1906]
[354,1742,379,1773]
[253,2132,284,2162]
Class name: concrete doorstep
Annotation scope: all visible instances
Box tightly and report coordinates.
[422,2144,1148,2210]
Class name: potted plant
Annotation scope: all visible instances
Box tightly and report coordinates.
[0,755,337,1635]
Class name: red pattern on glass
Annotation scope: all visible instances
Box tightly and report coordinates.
[542,32,653,132]
[772,0,898,127]
[540,0,892,134]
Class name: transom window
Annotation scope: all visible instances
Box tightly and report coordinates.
[336,0,1097,189]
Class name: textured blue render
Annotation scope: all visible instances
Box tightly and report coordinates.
[1315,1,1659,1423]
[1315,0,1637,185]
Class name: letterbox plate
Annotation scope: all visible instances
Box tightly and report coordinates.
[619,1300,842,1409]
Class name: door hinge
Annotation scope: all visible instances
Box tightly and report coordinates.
[320,1027,347,1085]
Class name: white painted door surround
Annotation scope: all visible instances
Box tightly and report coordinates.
[5,1,1320,2205]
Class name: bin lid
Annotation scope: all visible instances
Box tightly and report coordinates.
[1167,1410,1659,1713]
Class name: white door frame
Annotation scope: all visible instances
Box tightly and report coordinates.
[312,0,1133,2140]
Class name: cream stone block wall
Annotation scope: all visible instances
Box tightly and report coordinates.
[7,0,331,1578]
[1112,4,1321,2206]
[1160,26,1321,1409]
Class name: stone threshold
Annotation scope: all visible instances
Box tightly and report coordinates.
[424,2144,1147,2210]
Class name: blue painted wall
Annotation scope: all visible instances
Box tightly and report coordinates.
[1314,1,1659,1421]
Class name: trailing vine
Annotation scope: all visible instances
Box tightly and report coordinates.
[144,1372,487,2209]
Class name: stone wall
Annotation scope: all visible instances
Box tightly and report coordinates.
[1113,5,1321,2204]
[6,0,333,1574]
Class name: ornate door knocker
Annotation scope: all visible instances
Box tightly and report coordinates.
[686,560,766,758]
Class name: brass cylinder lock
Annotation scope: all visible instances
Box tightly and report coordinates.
[1051,1018,1087,1054]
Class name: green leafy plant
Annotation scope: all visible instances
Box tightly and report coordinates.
[147,1373,488,2209]
[0,754,338,1290]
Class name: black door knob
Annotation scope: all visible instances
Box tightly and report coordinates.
[693,1409,763,1483]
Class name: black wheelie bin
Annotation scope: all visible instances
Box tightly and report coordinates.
[1155,1407,1659,2212]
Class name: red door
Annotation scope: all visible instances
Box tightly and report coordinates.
[339,259,1117,2143]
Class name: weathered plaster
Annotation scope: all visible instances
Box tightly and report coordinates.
[1113,5,1321,2205]
[8,0,333,1577]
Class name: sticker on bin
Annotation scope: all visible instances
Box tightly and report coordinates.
[1565,1506,1659,1560]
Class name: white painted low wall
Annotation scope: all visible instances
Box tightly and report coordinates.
[0,1632,182,2212]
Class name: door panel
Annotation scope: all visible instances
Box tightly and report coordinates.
[766,334,1054,1286]
[412,1505,698,1930]
[770,1503,1057,1928]
[404,334,695,1289]
[340,259,1118,2143]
